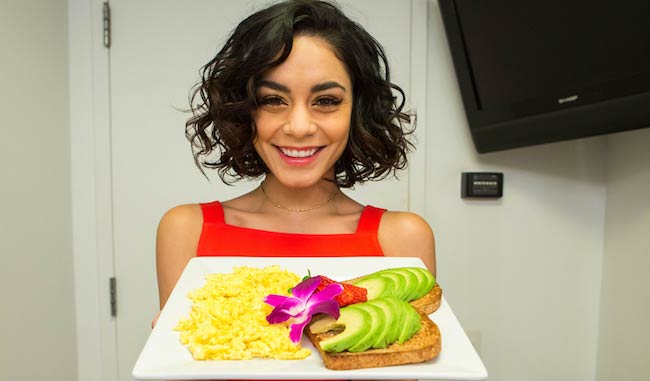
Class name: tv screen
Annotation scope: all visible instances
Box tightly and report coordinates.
[439,0,650,152]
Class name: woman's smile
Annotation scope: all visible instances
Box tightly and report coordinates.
[274,145,325,166]
[277,146,322,158]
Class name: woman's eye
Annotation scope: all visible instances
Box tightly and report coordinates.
[259,96,286,107]
[314,97,342,108]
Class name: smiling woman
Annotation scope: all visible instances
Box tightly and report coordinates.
[184,1,413,189]
[252,36,353,189]
[155,0,436,375]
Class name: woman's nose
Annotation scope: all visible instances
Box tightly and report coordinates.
[282,104,317,138]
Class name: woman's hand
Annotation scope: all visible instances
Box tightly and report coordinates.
[151,310,161,328]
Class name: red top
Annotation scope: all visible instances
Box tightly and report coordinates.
[197,201,386,257]
[196,201,384,381]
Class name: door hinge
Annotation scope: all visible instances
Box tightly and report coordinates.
[103,1,111,48]
[109,277,117,317]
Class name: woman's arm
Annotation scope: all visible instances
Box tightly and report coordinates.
[377,211,436,277]
[154,204,203,380]
[155,204,203,309]
[375,211,436,381]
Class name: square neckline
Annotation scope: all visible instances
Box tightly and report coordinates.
[201,201,385,237]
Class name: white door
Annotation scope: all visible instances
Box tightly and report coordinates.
[108,1,414,379]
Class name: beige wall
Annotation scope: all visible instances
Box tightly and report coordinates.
[4,1,645,380]
[427,2,607,380]
[0,1,77,380]
[596,127,650,381]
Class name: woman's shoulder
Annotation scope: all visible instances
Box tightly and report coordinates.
[156,204,205,308]
[379,210,434,237]
[159,203,203,225]
[156,203,204,264]
[157,203,204,239]
[377,210,436,273]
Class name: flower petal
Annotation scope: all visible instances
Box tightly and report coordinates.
[286,292,341,342]
[264,294,303,311]
[289,317,313,344]
[266,307,292,324]
[310,283,343,303]
[291,276,321,300]
[305,299,340,319]
[263,294,291,307]
[264,276,345,343]
[264,295,306,323]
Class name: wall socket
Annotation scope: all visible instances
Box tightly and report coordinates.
[461,172,503,198]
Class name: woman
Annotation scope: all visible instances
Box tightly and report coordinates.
[156,0,436,315]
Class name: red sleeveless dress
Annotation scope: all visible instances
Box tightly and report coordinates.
[197,201,386,257]
[195,201,385,381]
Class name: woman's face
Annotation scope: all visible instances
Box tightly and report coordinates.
[252,35,353,188]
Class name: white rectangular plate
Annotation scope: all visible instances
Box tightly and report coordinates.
[133,256,487,380]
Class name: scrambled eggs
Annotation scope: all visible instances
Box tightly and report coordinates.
[175,265,311,360]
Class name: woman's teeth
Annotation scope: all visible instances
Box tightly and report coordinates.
[279,147,319,158]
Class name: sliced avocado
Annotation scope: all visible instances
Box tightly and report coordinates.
[371,267,435,300]
[346,303,387,352]
[409,267,436,299]
[351,275,396,299]
[365,299,395,349]
[308,314,338,334]
[319,306,372,353]
[376,272,408,300]
[380,296,407,344]
[397,267,428,299]
[396,302,422,344]
[376,268,420,301]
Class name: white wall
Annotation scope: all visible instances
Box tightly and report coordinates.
[426,2,606,380]
[596,127,650,381]
[0,0,77,380]
[5,1,645,381]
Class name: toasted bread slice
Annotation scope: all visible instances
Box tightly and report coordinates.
[410,283,442,315]
[306,281,443,370]
[306,312,441,370]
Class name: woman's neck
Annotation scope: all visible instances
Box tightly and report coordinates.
[259,175,340,213]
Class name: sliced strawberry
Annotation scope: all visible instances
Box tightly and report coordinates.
[316,275,368,307]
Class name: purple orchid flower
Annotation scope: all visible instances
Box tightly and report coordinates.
[264,276,343,343]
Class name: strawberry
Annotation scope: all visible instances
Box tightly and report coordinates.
[316,275,368,307]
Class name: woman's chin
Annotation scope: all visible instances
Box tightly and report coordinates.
[268,169,335,189]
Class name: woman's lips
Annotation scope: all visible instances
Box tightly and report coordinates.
[275,146,323,166]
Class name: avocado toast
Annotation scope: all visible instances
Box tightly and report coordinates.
[306,267,442,370]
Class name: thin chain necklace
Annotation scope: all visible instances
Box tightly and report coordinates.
[260,182,339,212]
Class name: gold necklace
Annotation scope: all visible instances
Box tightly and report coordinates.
[260,183,339,212]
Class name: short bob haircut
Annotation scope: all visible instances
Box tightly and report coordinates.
[186,0,414,188]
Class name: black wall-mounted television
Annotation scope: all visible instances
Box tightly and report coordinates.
[438,0,650,153]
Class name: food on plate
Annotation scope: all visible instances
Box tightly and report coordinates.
[175,264,442,370]
[304,267,442,370]
[263,274,343,344]
[175,265,311,360]
[351,267,442,315]
[309,297,422,352]
[307,308,441,370]
[317,275,368,307]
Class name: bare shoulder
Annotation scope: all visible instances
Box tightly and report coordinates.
[156,204,203,308]
[157,204,204,252]
[377,211,436,276]
[158,204,203,232]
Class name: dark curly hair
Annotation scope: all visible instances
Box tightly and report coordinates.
[186,0,414,188]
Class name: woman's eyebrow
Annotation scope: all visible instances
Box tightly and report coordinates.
[311,81,347,93]
[258,80,290,93]
[258,80,347,93]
